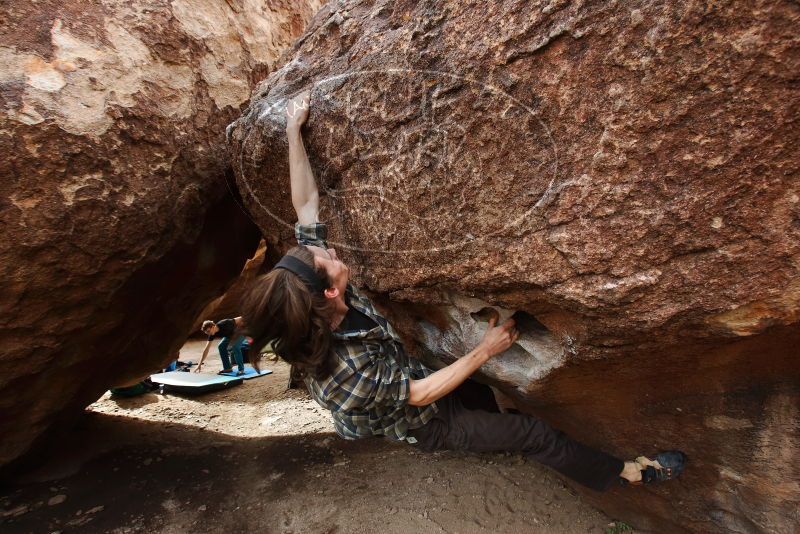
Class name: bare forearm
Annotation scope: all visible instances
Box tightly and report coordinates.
[408,346,490,406]
[287,126,319,225]
[198,346,211,365]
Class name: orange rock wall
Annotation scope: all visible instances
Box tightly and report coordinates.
[228,1,799,531]
[0,0,323,469]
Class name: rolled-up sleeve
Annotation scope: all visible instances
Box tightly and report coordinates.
[295,222,328,248]
[326,350,411,412]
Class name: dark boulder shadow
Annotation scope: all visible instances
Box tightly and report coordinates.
[0,411,395,533]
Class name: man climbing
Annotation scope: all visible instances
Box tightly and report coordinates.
[240,91,686,490]
[196,317,247,376]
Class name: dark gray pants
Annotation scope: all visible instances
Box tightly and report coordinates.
[406,381,624,492]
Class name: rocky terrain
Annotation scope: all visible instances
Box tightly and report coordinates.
[1,0,797,531]
[0,0,322,469]
[227,1,800,532]
[1,341,615,534]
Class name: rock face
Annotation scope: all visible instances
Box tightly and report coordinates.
[191,240,270,335]
[0,0,322,469]
[228,0,800,532]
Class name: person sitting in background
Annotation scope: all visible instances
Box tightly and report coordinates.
[196,317,247,376]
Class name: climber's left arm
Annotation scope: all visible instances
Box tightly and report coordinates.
[286,90,318,225]
[408,316,519,406]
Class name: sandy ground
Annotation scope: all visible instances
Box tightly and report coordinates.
[0,340,624,533]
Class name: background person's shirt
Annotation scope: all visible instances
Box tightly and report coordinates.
[208,318,236,341]
[296,222,438,441]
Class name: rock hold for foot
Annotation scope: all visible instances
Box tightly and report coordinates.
[0,0,323,470]
[228,1,799,532]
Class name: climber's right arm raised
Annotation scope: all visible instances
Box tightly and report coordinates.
[286,90,318,225]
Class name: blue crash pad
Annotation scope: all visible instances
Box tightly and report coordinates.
[218,365,273,380]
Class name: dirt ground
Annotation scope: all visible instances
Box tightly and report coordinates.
[0,340,624,533]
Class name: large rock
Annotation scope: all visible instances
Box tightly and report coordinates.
[0,0,322,470]
[228,0,800,532]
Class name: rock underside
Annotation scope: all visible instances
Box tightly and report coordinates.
[228,1,800,532]
[0,0,322,469]
[191,240,271,335]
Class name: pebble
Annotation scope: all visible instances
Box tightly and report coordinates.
[48,495,67,506]
[2,504,29,517]
[197,505,207,511]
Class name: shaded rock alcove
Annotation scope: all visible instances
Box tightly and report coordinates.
[228,0,800,532]
[0,0,323,470]
[191,240,270,336]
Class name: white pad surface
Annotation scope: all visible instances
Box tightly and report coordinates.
[150,371,241,387]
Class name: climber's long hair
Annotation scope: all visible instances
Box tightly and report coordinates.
[240,245,335,381]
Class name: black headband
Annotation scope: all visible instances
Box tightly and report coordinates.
[273,255,325,294]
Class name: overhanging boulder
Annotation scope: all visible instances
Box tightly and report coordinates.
[228,1,800,531]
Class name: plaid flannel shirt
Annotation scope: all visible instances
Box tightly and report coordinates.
[296,222,438,441]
